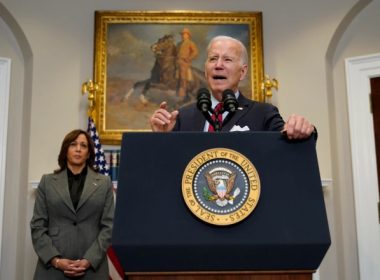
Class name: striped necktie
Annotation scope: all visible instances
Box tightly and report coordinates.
[208,102,223,132]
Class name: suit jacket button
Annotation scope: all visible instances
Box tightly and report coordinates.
[73,222,77,226]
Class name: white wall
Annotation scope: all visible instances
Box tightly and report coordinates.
[1,0,380,279]
[329,0,380,278]
[3,0,354,182]
[0,7,31,280]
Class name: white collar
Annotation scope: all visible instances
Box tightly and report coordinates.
[210,91,240,108]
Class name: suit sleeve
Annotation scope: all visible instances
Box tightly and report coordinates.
[30,174,61,266]
[172,117,180,131]
[83,176,114,269]
[171,105,192,131]
[262,104,285,131]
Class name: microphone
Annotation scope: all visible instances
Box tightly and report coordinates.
[222,89,239,113]
[221,89,239,128]
[196,88,218,131]
[196,88,212,113]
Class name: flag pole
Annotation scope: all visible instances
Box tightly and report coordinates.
[81,80,123,280]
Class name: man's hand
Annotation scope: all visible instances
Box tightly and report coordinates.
[150,101,179,132]
[283,114,315,140]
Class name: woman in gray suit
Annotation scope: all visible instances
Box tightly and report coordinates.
[30,129,114,279]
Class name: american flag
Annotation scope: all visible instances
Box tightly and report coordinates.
[87,117,110,176]
[87,116,124,280]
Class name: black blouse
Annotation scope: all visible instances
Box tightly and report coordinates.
[67,167,87,209]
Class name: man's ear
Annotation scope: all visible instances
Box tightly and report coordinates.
[239,64,248,81]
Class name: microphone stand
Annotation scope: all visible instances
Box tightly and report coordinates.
[202,109,219,132]
[213,109,222,132]
[220,89,239,129]
[205,108,229,132]
[197,87,238,132]
[221,110,236,127]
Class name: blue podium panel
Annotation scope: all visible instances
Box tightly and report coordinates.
[112,132,330,272]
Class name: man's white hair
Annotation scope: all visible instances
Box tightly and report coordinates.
[206,35,249,65]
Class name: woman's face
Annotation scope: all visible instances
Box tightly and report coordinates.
[66,133,89,171]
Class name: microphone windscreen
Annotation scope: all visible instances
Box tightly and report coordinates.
[197,88,210,99]
[196,88,211,113]
[222,89,238,112]
[222,89,235,99]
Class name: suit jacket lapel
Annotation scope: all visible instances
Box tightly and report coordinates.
[192,108,207,131]
[76,168,101,211]
[52,171,76,214]
[221,93,252,131]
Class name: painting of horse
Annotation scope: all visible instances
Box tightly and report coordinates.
[122,34,208,109]
[101,19,255,133]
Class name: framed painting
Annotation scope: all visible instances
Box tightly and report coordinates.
[93,10,264,144]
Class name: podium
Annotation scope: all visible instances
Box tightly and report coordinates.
[112,132,330,280]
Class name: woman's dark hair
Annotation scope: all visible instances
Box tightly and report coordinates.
[54,129,96,173]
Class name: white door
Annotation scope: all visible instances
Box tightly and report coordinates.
[345,53,380,280]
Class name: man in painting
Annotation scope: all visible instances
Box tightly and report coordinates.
[176,27,199,101]
[150,35,315,139]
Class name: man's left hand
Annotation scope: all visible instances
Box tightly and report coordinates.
[283,114,315,140]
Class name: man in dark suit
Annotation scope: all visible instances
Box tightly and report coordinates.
[150,35,315,139]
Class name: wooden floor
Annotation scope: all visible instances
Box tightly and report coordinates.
[126,271,313,280]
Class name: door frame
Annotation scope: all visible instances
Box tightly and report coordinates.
[345,53,380,279]
[0,57,11,267]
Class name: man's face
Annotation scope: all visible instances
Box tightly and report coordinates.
[205,39,248,100]
[182,32,190,40]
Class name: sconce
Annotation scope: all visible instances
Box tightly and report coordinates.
[262,74,279,103]
[81,79,99,116]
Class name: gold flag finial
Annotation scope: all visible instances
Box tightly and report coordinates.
[262,74,279,103]
[81,79,99,116]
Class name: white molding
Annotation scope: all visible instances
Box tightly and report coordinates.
[313,270,320,280]
[0,57,11,269]
[30,181,39,189]
[345,53,380,280]
[31,179,331,190]
[321,178,333,188]
[30,180,119,189]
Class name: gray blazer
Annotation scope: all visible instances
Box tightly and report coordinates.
[30,167,114,280]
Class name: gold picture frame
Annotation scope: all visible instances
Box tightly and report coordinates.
[93,10,264,144]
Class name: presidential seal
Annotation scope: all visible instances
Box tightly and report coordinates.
[182,148,260,226]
